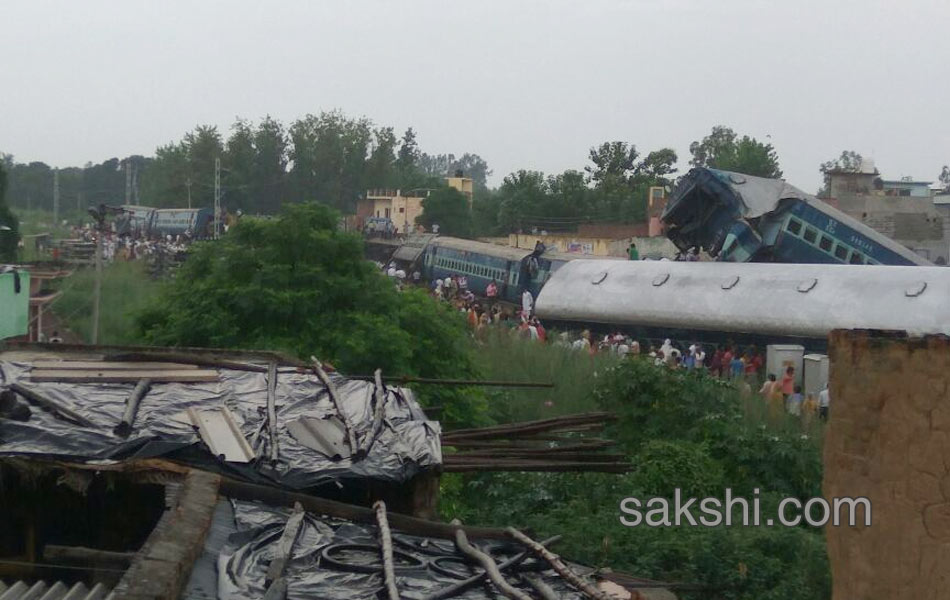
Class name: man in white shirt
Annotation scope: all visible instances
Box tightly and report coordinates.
[521,290,534,318]
[818,386,830,421]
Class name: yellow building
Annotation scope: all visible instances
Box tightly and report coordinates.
[362,176,474,234]
[445,176,474,209]
[364,188,427,234]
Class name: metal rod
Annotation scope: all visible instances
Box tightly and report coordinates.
[114,378,151,437]
[374,501,401,600]
[346,375,554,388]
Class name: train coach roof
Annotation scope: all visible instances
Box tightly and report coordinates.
[430,237,533,261]
[535,259,950,339]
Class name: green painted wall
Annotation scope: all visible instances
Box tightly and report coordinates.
[0,270,30,340]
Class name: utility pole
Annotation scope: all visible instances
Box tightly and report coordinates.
[186,178,193,209]
[214,158,221,239]
[91,205,105,345]
[53,168,60,225]
[125,160,132,206]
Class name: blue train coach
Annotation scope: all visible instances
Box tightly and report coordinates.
[662,168,930,266]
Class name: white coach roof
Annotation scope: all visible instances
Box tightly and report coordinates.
[535,260,950,338]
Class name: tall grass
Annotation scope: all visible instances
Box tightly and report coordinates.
[51,260,161,344]
[475,329,619,422]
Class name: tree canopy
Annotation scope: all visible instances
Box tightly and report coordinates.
[136,202,485,425]
[0,160,20,261]
[689,126,783,178]
[417,186,472,237]
[1,112,487,219]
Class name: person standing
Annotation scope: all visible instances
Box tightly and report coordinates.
[721,347,734,379]
[628,243,639,261]
[521,289,534,318]
[781,366,796,400]
[486,279,498,309]
[818,385,830,421]
[787,385,804,416]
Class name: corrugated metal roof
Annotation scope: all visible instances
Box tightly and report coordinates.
[0,580,110,600]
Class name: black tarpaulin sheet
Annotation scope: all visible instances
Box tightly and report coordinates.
[214,500,588,600]
[0,361,441,488]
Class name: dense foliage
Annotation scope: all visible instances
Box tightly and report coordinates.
[443,358,829,599]
[417,186,472,237]
[0,161,20,261]
[0,114,490,218]
[137,202,487,426]
[689,126,783,179]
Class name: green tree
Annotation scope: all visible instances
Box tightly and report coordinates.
[395,127,425,189]
[0,161,20,261]
[495,170,548,232]
[940,165,950,193]
[223,119,256,212]
[251,116,289,213]
[137,202,485,426]
[417,186,472,237]
[690,126,783,178]
[140,145,190,207]
[183,125,224,209]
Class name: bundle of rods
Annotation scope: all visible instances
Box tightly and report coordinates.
[441,412,629,473]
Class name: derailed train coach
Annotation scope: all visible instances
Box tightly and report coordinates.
[535,259,950,348]
[419,236,621,304]
[662,167,931,266]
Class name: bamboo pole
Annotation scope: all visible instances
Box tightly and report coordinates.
[422,535,561,600]
[451,520,532,600]
[310,357,358,454]
[506,527,611,600]
[374,501,401,600]
[360,369,387,457]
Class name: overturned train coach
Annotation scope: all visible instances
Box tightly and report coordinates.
[662,167,931,266]
[535,260,950,349]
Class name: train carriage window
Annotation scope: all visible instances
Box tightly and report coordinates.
[849,251,864,265]
[819,235,833,252]
[786,218,802,236]
[834,244,849,260]
[803,227,818,244]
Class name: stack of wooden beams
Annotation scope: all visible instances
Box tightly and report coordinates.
[441,412,629,473]
[29,361,220,383]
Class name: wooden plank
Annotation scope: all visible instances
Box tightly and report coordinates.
[30,369,219,383]
[33,361,200,371]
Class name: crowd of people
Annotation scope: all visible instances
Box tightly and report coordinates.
[382,261,830,422]
[69,225,193,264]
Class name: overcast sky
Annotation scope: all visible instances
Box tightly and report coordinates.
[2,0,948,193]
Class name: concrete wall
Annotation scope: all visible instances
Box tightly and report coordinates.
[833,193,948,264]
[824,330,950,599]
[0,270,30,340]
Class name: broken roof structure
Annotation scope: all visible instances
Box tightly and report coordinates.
[0,343,678,600]
[0,343,441,492]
